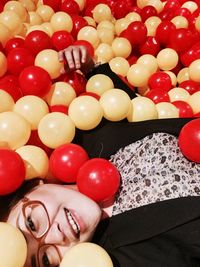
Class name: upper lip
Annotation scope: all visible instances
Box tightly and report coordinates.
[63,208,80,239]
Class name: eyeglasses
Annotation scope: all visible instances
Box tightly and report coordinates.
[21,197,62,267]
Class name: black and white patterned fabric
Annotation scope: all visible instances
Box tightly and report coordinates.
[110,132,200,216]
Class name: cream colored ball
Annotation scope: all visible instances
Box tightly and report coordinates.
[111,37,132,58]
[188,91,200,114]
[127,63,151,87]
[95,43,114,63]
[50,11,73,32]
[0,90,14,112]
[156,102,179,119]
[171,16,188,28]
[97,27,115,45]
[77,26,100,49]
[188,59,200,83]
[86,74,114,96]
[137,54,158,74]
[168,87,190,102]
[157,48,179,70]
[36,4,54,22]
[177,67,190,84]
[93,4,112,23]
[109,57,130,77]
[0,51,7,78]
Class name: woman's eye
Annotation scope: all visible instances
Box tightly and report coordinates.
[26,215,36,232]
[42,252,50,267]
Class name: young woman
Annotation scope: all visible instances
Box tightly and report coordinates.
[1,46,200,267]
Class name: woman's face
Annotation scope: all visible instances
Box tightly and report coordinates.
[6,184,102,267]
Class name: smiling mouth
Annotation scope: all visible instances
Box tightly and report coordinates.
[64,208,80,239]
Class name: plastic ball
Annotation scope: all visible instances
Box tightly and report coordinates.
[49,104,68,114]
[0,74,23,102]
[38,112,75,149]
[60,243,113,267]
[127,96,158,122]
[35,49,64,79]
[179,118,200,162]
[19,65,52,97]
[61,0,80,15]
[148,71,172,91]
[169,28,193,53]
[16,145,49,180]
[29,11,43,26]
[140,5,158,21]
[45,81,76,106]
[50,11,73,32]
[0,149,26,195]
[7,48,34,76]
[97,27,114,45]
[42,0,62,12]
[164,71,177,87]
[188,59,200,83]
[63,71,87,96]
[83,16,96,27]
[97,20,115,31]
[73,39,94,57]
[13,95,49,130]
[122,21,147,45]
[171,15,188,29]
[41,22,54,36]
[155,21,176,46]
[93,4,112,23]
[4,1,29,23]
[49,143,89,183]
[0,89,14,112]
[127,63,151,87]
[25,30,52,55]
[144,16,161,36]
[125,11,141,22]
[0,111,31,150]
[19,0,36,11]
[172,100,193,118]
[74,0,85,11]
[177,67,190,84]
[99,89,131,121]
[168,87,190,102]
[146,89,170,104]
[0,11,22,36]
[71,15,88,39]
[68,95,103,130]
[86,74,114,96]
[0,222,27,266]
[0,51,7,78]
[137,54,158,74]
[95,43,114,63]
[36,4,54,22]
[109,57,130,77]
[179,80,199,95]
[148,0,163,13]
[77,26,100,49]
[77,158,120,202]
[115,18,130,36]
[0,23,12,46]
[4,37,25,54]
[157,48,179,71]
[156,102,179,119]
[188,91,200,114]
[51,30,74,51]
[111,37,132,58]
[139,36,160,56]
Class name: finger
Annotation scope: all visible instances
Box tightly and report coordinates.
[80,46,87,63]
[65,49,75,70]
[72,47,81,69]
[58,50,64,62]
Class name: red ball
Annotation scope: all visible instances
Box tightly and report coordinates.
[7,48,35,76]
[43,0,62,11]
[19,66,52,97]
[179,118,200,162]
[51,30,74,51]
[140,5,157,22]
[148,72,172,91]
[49,143,89,183]
[121,21,147,45]
[71,15,88,39]
[0,149,25,195]
[139,36,160,56]
[0,74,23,101]
[25,30,52,56]
[155,21,176,46]
[73,40,94,57]
[49,104,69,114]
[172,101,194,118]
[146,88,170,104]
[112,0,132,19]
[61,0,80,14]
[179,80,200,95]
[77,158,120,202]
[169,28,193,53]
[63,71,87,95]
[4,37,25,54]
[80,92,100,100]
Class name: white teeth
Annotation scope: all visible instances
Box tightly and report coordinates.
[64,208,80,236]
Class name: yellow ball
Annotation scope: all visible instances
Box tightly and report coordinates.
[97,20,115,31]
[68,96,103,130]
[36,4,54,22]
[188,59,200,82]
[168,87,190,102]
[60,243,113,267]
[41,22,54,36]
[112,37,132,58]
[195,15,200,32]
[45,81,76,106]
[50,11,73,32]
[182,1,198,12]
[145,16,161,36]
[164,71,177,87]
[83,16,96,27]
[4,1,28,23]
[74,0,85,11]
[0,111,31,150]
[13,95,49,130]
[77,26,100,49]
[137,54,158,74]
[157,48,179,70]
[86,74,114,96]
[0,23,12,46]
[0,222,27,267]
[19,0,36,11]
[171,16,188,28]
[0,11,22,35]
[97,27,114,45]
[35,49,64,79]
[16,145,49,180]
[136,0,149,8]
[127,63,151,87]
[177,67,190,84]
[0,52,7,78]
[156,102,179,119]
[95,43,114,63]
[148,0,164,12]
[127,96,158,122]
[188,91,200,114]
[125,11,141,22]
[115,18,130,36]
[93,4,112,23]
[38,112,75,149]
[137,85,150,96]
[99,89,131,121]
[109,57,130,77]
[0,90,14,112]
[26,24,50,35]
[29,11,43,25]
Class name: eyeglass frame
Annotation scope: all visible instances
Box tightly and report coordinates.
[20,197,62,267]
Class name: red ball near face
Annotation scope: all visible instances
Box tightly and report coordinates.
[77,158,120,202]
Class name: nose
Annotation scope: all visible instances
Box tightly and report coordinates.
[43,222,64,244]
